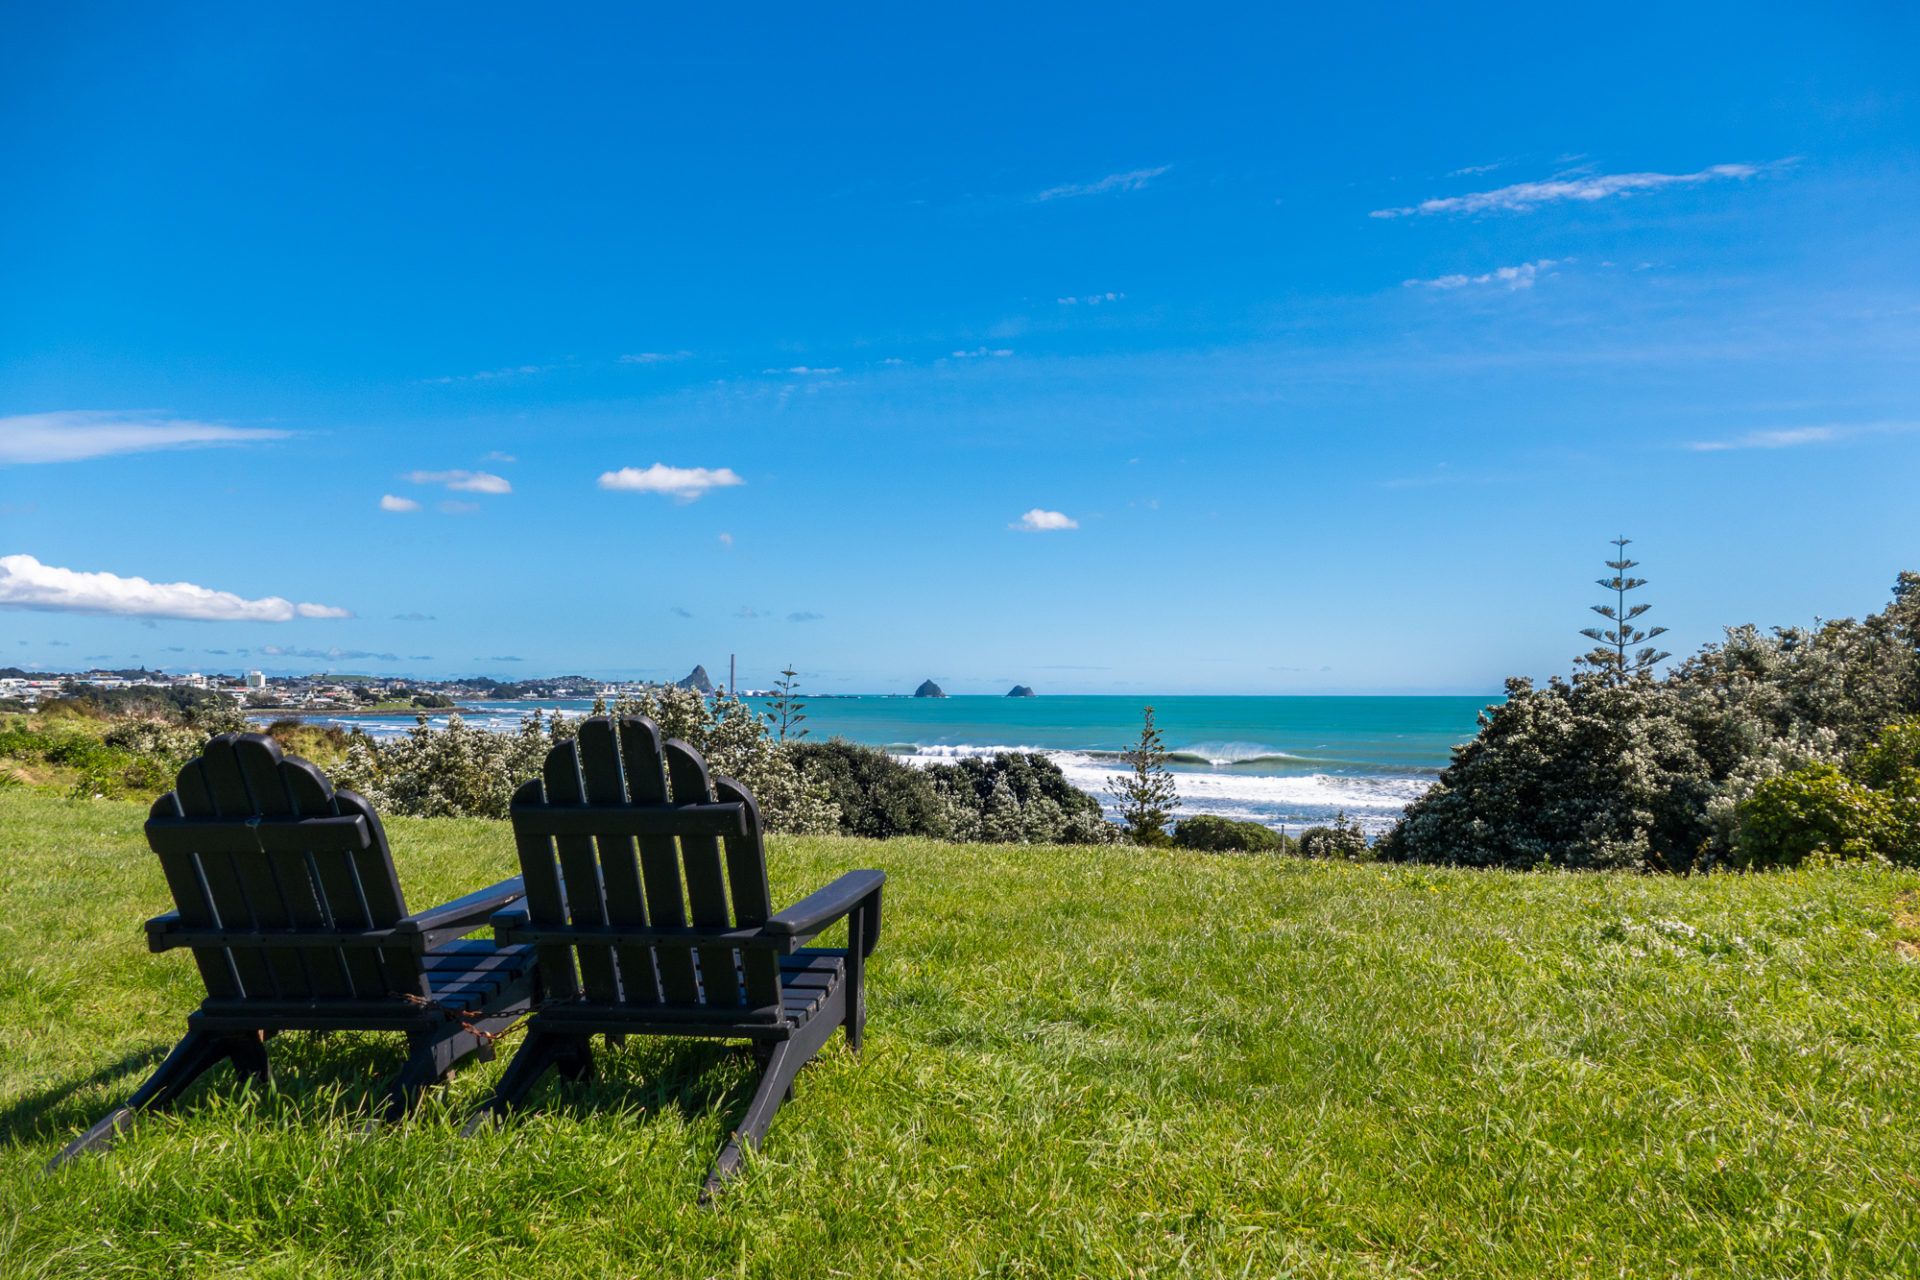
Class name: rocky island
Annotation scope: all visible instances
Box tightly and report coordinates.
[1006,685,1035,697]
[913,679,947,698]
[676,664,715,694]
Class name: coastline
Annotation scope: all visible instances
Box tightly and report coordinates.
[268,693,1492,836]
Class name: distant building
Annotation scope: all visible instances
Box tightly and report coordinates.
[246,670,267,689]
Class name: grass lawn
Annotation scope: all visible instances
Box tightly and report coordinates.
[2,792,1919,1277]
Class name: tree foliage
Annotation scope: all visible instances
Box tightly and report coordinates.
[767,665,807,742]
[1383,572,1920,871]
[1577,536,1670,684]
[1107,705,1178,845]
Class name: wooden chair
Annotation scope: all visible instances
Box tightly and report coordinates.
[50,732,535,1169]
[464,715,884,1198]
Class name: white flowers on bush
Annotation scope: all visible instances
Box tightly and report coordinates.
[333,690,840,835]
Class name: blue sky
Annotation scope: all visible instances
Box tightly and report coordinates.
[2,3,1916,694]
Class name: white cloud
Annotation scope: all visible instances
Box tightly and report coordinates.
[619,350,693,364]
[1404,259,1564,291]
[598,463,746,501]
[953,347,1013,358]
[1037,165,1171,201]
[0,554,351,621]
[1010,508,1078,532]
[1685,422,1916,453]
[1371,162,1775,218]
[0,410,291,464]
[421,364,552,384]
[1448,161,1506,177]
[1058,292,1126,306]
[405,469,512,494]
[482,451,517,463]
[717,532,734,548]
[1687,427,1839,453]
[379,494,421,512]
[763,365,842,375]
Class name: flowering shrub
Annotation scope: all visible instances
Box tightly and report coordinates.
[332,692,841,835]
[334,711,562,820]
[1382,573,1920,872]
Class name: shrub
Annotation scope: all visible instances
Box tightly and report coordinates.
[333,712,559,820]
[1379,676,1714,871]
[924,752,1117,845]
[1298,812,1370,860]
[1727,718,1920,868]
[1382,571,1920,873]
[1173,815,1291,853]
[791,740,950,839]
[1731,764,1888,868]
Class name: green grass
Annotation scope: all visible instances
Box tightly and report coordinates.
[3,792,1919,1277]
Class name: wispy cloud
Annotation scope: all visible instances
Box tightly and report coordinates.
[1010,508,1078,532]
[788,611,825,623]
[421,364,553,385]
[405,469,512,494]
[260,645,398,662]
[379,494,421,513]
[717,532,734,548]
[671,606,694,619]
[736,606,760,620]
[1448,161,1507,177]
[0,410,290,464]
[392,611,435,621]
[1687,426,1838,452]
[763,365,842,375]
[0,554,351,622]
[482,450,517,463]
[1372,162,1778,218]
[619,351,694,364]
[952,347,1013,359]
[1058,292,1125,306]
[1404,259,1564,291]
[598,463,745,501]
[1037,165,1170,202]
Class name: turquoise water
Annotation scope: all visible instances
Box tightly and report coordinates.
[317,694,1497,833]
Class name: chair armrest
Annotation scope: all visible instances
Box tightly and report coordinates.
[491,906,531,944]
[397,876,527,951]
[145,910,184,952]
[766,869,885,946]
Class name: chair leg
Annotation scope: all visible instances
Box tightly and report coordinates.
[48,1029,255,1170]
[703,1039,801,1201]
[459,1029,590,1136]
[383,1026,493,1122]
[702,989,846,1202]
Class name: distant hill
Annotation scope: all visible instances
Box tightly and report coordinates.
[1006,685,1035,698]
[678,664,715,694]
[913,679,946,698]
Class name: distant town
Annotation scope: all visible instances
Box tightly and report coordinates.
[0,663,744,714]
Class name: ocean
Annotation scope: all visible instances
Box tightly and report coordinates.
[308,694,1498,835]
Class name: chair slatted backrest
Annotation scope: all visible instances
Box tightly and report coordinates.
[144,732,426,1003]
[511,716,780,1015]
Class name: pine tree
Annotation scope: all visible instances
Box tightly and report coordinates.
[1107,705,1178,844]
[767,664,808,741]
[1578,536,1671,684]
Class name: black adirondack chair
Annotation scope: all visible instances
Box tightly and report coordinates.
[464,715,884,1197]
[50,732,536,1169]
